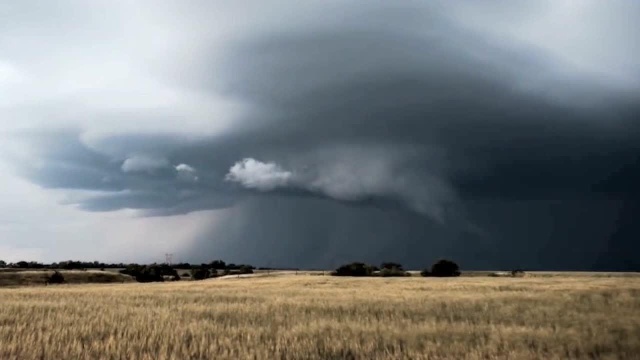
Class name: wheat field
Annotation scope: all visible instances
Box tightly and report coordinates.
[1,274,639,360]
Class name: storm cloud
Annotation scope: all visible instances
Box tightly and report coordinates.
[1,1,639,269]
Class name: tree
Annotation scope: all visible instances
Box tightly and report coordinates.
[331,262,376,277]
[191,268,210,281]
[47,271,65,284]
[0,260,6,268]
[423,259,461,277]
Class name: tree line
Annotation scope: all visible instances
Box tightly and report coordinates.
[0,259,254,271]
[0,259,257,283]
[0,258,462,282]
[331,259,461,277]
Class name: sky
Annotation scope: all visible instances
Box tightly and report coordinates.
[1,1,639,270]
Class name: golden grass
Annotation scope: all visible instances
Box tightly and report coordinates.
[0,275,639,359]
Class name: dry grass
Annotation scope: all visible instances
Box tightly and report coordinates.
[0,274,639,359]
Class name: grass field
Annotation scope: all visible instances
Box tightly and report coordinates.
[1,274,639,359]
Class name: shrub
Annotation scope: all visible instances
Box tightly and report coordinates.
[191,268,210,281]
[332,262,376,277]
[47,271,65,284]
[429,259,461,277]
[420,269,431,277]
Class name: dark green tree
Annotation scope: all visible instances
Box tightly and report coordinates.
[47,271,65,284]
[332,262,376,277]
[422,259,461,277]
[191,268,210,280]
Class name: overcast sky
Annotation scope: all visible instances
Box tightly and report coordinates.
[1,1,638,269]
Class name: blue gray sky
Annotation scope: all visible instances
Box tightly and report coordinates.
[1,1,639,269]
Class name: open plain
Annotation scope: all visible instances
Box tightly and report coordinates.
[1,273,639,360]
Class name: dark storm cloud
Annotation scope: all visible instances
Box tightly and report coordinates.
[203,16,640,205]
[12,130,238,215]
[189,6,639,269]
[7,1,640,269]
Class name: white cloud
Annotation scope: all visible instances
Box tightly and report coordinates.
[121,155,169,173]
[225,158,292,191]
[176,163,195,172]
[175,163,199,182]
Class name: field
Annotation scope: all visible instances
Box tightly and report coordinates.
[1,274,639,359]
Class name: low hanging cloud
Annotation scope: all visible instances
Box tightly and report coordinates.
[225,158,292,191]
[225,149,456,223]
[121,155,169,174]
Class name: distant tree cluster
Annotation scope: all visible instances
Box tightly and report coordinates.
[0,258,258,283]
[119,264,179,282]
[331,262,410,277]
[1,258,465,281]
[331,259,462,277]
[0,260,134,270]
[187,261,255,281]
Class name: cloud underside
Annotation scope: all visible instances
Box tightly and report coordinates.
[15,20,638,217]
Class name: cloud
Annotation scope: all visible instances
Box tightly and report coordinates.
[175,163,199,182]
[225,146,456,223]
[225,158,292,191]
[121,155,169,173]
[1,1,639,269]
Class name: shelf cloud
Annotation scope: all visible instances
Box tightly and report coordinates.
[1,1,638,269]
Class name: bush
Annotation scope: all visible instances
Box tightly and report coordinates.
[47,271,65,284]
[421,259,461,277]
[331,262,376,277]
[191,268,210,281]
